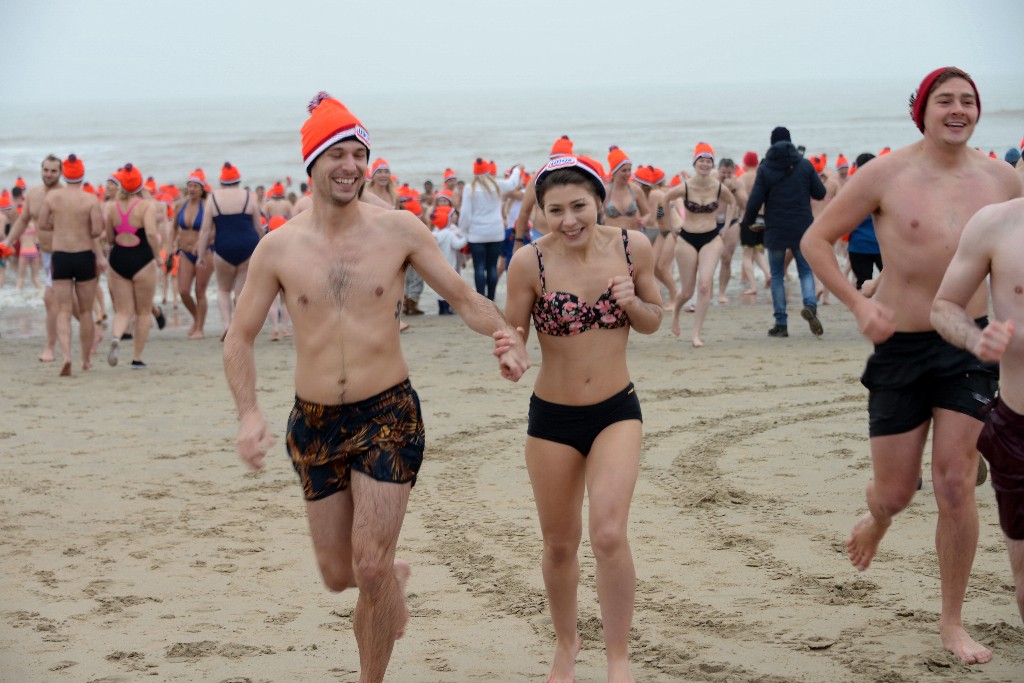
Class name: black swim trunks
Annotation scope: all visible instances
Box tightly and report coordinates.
[286,379,425,501]
[861,319,997,437]
[528,383,642,456]
[740,217,765,248]
[976,396,1024,540]
[51,250,96,281]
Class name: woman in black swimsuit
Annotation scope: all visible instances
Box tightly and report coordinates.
[104,164,160,368]
[659,143,737,347]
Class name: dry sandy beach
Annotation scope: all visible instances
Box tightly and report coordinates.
[1,280,1023,682]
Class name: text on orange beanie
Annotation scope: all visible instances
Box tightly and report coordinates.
[301,91,370,176]
[472,158,489,175]
[371,158,390,175]
[269,182,286,198]
[607,146,630,176]
[220,162,241,185]
[63,154,85,182]
[693,142,715,165]
[909,67,980,133]
[119,164,143,194]
[534,155,607,202]
[431,205,453,230]
[268,215,288,231]
[549,135,573,158]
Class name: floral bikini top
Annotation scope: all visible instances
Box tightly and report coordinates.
[531,229,635,337]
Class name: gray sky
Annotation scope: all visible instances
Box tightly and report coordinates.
[5,0,1023,103]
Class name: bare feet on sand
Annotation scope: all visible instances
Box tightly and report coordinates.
[547,635,581,683]
[670,313,681,337]
[718,294,729,304]
[940,623,992,664]
[38,350,55,362]
[59,361,72,377]
[399,321,410,333]
[394,559,411,640]
[188,330,205,340]
[608,660,636,683]
[846,511,890,571]
[742,287,757,296]
[692,336,704,348]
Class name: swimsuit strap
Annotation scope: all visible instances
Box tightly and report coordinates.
[210,192,222,215]
[684,183,689,203]
[620,228,634,278]
[716,183,722,200]
[531,243,546,294]
[242,190,250,213]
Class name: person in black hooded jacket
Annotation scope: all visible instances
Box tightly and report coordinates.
[741,127,826,337]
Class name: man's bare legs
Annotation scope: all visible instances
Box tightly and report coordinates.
[306,474,412,683]
[848,422,928,570]
[54,278,98,374]
[930,410,990,664]
[848,412,992,664]
[587,423,641,683]
[39,285,57,362]
[526,437,586,683]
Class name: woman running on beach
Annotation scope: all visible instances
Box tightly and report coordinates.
[633,164,679,309]
[504,155,662,683]
[196,162,263,334]
[174,169,213,338]
[660,142,737,347]
[104,164,159,368]
[603,146,650,234]
[460,158,521,300]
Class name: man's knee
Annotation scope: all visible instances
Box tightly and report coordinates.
[319,561,356,593]
[932,467,976,511]
[872,480,917,517]
[352,553,395,595]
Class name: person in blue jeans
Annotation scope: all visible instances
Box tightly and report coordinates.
[740,126,826,337]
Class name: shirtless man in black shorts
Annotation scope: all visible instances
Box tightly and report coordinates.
[932,196,1024,624]
[803,67,1022,663]
[223,92,529,683]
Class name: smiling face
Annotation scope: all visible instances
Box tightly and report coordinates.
[540,182,600,247]
[923,76,977,145]
[41,159,62,188]
[312,140,368,205]
[693,156,714,175]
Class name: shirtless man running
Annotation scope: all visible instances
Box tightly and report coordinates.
[3,156,63,362]
[223,93,528,683]
[802,67,1022,664]
[36,155,107,376]
[932,197,1024,624]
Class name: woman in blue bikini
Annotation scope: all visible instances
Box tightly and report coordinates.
[174,168,213,338]
[504,155,662,683]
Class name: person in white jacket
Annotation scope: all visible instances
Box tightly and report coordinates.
[459,158,522,300]
[431,205,467,314]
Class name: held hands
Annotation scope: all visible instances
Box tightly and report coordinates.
[853,298,896,344]
[492,326,529,382]
[972,319,1014,363]
[236,411,276,471]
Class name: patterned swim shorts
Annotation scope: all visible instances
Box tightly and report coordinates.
[286,379,425,501]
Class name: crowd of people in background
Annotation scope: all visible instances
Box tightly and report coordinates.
[2,71,1024,683]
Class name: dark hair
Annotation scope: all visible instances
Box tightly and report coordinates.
[535,168,604,209]
[718,158,735,168]
[42,154,62,169]
[854,153,875,169]
[12,187,24,199]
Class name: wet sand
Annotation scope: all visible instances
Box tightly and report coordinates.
[1,275,1022,682]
